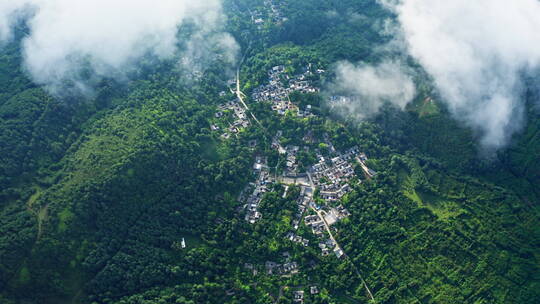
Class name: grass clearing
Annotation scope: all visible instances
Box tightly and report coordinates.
[402,176,462,220]
[58,207,74,233]
[417,191,462,220]
[25,187,49,239]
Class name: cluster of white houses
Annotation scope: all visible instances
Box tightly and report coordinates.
[237,145,379,300]
[311,146,361,202]
[244,157,274,224]
[304,211,346,259]
[242,145,372,257]
[285,145,301,175]
[285,232,309,247]
[213,100,250,139]
[243,261,298,276]
[305,214,327,236]
[284,185,313,246]
[271,130,287,154]
[293,286,319,304]
[292,186,312,229]
[251,65,320,116]
[243,252,301,277]
[264,0,286,22]
[264,260,299,276]
[251,0,286,29]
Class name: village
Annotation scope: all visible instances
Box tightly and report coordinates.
[250,0,287,30]
[242,156,274,224]
[239,131,377,266]
[251,64,322,116]
[212,98,251,140]
[311,145,361,202]
[210,62,322,139]
[211,59,377,302]
[211,57,376,258]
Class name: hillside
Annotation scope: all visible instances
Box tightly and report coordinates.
[0,1,539,304]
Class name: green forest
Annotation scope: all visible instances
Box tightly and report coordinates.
[0,1,539,304]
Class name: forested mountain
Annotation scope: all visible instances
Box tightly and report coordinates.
[0,1,538,304]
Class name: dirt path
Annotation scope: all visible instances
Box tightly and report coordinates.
[356,156,374,179]
[277,175,310,186]
[235,67,265,128]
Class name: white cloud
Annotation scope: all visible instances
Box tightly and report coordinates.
[385,0,540,150]
[0,0,35,41]
[329,60,416,119]
[0,0,237,93]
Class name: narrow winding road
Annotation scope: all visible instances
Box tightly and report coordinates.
[306,173,376,303]
[310,204,375,302]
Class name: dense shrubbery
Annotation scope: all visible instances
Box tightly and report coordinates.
[0,1,538,303]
